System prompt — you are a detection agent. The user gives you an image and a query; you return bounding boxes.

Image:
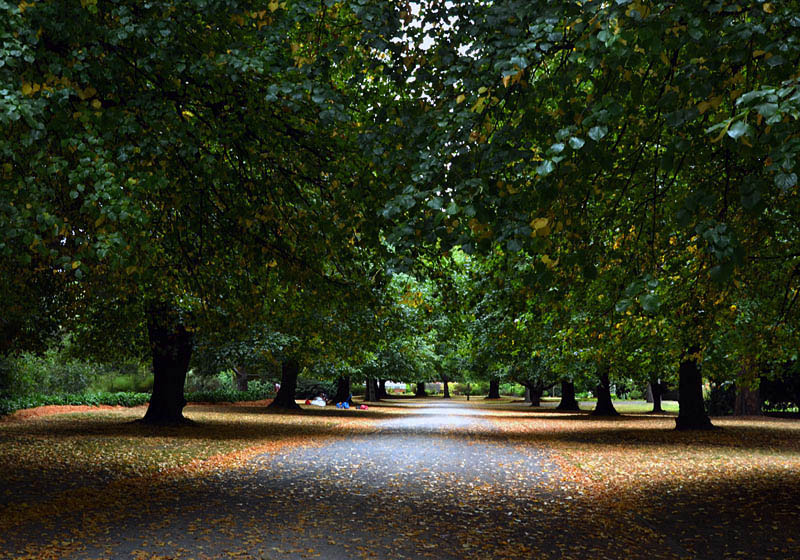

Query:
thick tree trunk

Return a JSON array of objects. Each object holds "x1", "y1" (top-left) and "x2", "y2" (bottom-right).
[
  {"x1": 676, "y1": 347, "x2": 713, "y2": 430},
  {"x1": 364, "y1": 377, "x2": 378, "y2": 402},
  {"x1": 332, "y1": 375, "x2": 352, "y2": 405},
  {"x1": 378, "y1": 379, "x2": 389, "y2": 399},
  {"x1": 442, "y1": 377, "x2": 451, "y2": 399},
  {"x1": 268, "y1": 358, "x2": 301, "y2": 410},
  {"x1": 523, "y1": 384, "x2": 532, "y2": 403},
  {"x1": 556, "y1": 380, "x2": 580, "y2": 411},
  {"x1": 415, "y1": 382, "x2": 427, "y2": 397},
  {"x1": 734, "y1": 359, "x2": 761, "y2": 416},
  {"x1": 591, "y1": 369, "x2": 619, "y2": 416},
  {"x1": 142, "y1": 303, "x2": 193, "y2": 425},
  {"x1": 650, "y1": 380, "x2": 664, "y2": 413},
  {"x1": 530, "y1": 386, "x2": 543, "y2": 407},
  {"x1": 233, "y1": 366, "x2": 248, "y2": 392},
  {"x1": 734, "y1": 385, "x2": 761, "y2": 415},
  {"x1": 485, "y1": 378, "x2": 501, "y2": 399}
]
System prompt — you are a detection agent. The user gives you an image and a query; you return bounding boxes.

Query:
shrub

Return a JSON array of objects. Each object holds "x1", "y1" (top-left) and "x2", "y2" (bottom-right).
[
  {"x1": 500, "y1": 382, "x2": 525, "y2": 397},
  {"x1": 0, "y1": 391, "x2": 151, "y2": 417},
  {"x1": 706, "y1": 381, "x2": 735, "y2": 416},
  {"x1": 295, "y1": 377, "x2": 336, "y2": 399}
]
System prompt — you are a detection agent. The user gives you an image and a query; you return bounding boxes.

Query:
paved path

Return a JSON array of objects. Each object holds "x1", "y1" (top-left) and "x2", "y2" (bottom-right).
[{"x1": 5, "y1": 401, "x2": 598, "y2": 559}]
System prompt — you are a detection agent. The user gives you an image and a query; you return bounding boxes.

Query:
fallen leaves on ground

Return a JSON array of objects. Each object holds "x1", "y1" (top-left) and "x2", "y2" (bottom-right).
[{"x1": 0, "y1": 399, "x2": 798, "y2": 559}]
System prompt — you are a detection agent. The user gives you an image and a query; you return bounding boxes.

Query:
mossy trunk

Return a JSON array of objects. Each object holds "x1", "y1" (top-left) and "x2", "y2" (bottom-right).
[
  {"x1": 556, "y1": 380, "x2": 580, "y2": 411},
  {"x1": 268, "y1": 358, "x2": 301, "y2": 410},
  {"x1": 676, "y1": 347, "x2": 713, "y2": 430},
  {"x1": 142, "y1": 303, "x2": 193, "y2": 425}
]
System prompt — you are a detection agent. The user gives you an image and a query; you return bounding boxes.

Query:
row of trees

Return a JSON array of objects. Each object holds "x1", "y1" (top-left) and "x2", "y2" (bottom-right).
[{"x1": 2, "y1": 1, "x2": 799, "y2": 425}]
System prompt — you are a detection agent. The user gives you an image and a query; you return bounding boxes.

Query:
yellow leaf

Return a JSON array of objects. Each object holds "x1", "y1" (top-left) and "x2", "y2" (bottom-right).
[
  {"x1": 21, "y1": 81, "x2": 33, "y2": 96},
  {"x1": 78, "y1": 86, "x2": 97, "y2": 100},
  {"x1": 91, "y1": 99, "x2": 101, "y2": 109},
  {"x1": 268, "y1": 0, "x2": 279, "y2": 11},
  {"x1": 72, "y1": 261, "x2": 81, "y2": 269},
  {"x1": 763, "y1": 3, "x2": 774, "y2": 13},
  {"x1": 456, "y1": 94, "x2": 466, "y2": 104},
  {"x1": 697, "y1": 101, "x2": 711, "y2": 114},
  {"x1": 530, "y1": 217, "x2": 549, "y2": 230}
]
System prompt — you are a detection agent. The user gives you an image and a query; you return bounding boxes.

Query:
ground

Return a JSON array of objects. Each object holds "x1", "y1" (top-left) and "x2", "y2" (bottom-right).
[{"x1": 1, "y1": 398, "x2": 798, "y2": 559}]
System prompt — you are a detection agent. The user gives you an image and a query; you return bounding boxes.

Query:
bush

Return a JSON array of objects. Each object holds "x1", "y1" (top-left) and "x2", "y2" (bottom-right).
[
  {"x1": 500, "y1": 382, "x2": 525, "y2": 397},
  {"x1": 0, "y1": 350, "x2": 97, "y2": 398},
  {"x1": 706, "y1": 381, "x2": 735, "y2": 416},
  {"x1": 0, "y1": 391, "x2": 151, "y2": 417}
]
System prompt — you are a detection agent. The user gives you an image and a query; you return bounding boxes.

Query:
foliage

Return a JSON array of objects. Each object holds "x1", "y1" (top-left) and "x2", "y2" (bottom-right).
[{"x1": 0, "y1": 391, "x2": 150, "y2": 417}]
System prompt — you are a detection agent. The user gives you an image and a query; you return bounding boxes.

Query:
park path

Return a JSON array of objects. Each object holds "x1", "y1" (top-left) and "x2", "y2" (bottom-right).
[{"x1": 4, "y1": 400, "x2": 645, "y2": 559}]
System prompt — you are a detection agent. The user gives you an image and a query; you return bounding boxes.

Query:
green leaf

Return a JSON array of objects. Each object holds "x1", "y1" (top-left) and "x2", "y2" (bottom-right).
[
  {"x1": 774, "y1": 172, "x2": 797, "y2": 191},
  {"x1": 536, "y1": 160, "x2": 556, "y2": 176},
  {"x1": 588, "y1": 126, "x2": 608, "y2": 141},
  {"x1": 726, "y1": 121, "x2": 751, "y2": 139},
  {"x1": 615, "y1": 299, "x2": 632, "y2": 313},
  {"x1": 427, "y1": 197, "x2": 444, "y2": 210},
  {"x1": 568, "y1": 137, "x2": 585, "y2": 150},
  {"x1": 639, "y1": 293, "x2": 661, "y2": 313}
]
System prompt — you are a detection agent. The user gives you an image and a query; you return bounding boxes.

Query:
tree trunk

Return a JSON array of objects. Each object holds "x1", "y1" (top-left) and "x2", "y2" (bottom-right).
[
  {"x1": 734, "y1": 385, "x2": 761, "y2": 415},
  {"x1": 378, "y1": 379, "x2": 389, "y2": 399},
  {"x1": 645, "y1": 382, "x2": 654, "y2": 403},
  {"x1": 485, "y1": 378, "x2": 501, "y2": 399},
  {"x1": 332, "y1": 375, "x2": 352, "y2": 405},
  {"x1": 268, "y1": 358, "x2": 301, "y2": 410},
  {"x1": 676, "y1": 347, "x2": 713, "y2": 430},
  {"x1": 523, "y1": 385, "x2": 532, "y2": 403},
  {"x1": 734, "y1": 359, "x2": 761, "y2": 416},
  {"x1": 233, "y1": 366, "x2": 249, "y2": 392},
  {"x1": 529, "y1": 386, "x2": 543, "y2": 407},
  {"x1": 415, "y1": 382, "x2": 427, "y2": 397},
  {"x1": 442, "y1": 377, "x2": 451, "y2": 399},
  {"x1": 364, "y1": 377, "x2": 378, "y2": 402},
  {"x1": 142, "y1": 303, "x2": 193, "y2": 425},
  {"x1": 591, "y1": 369, "x2": 618, "y2": 416},
  {"x1": 556, "y1": 380, "x2": 580, "y2": 411},
  {"x1": 650, "y1": 380, "x2": 664, "y2": 413}
]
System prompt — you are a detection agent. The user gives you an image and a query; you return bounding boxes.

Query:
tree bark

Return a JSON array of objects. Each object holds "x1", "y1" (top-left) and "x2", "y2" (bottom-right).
[
  {"x1": 591, "y1": 369, "x2": 619, "y2": 416},
  {"x1": 332, "y1": 375, "x2": 352, "y2": 405},
  {"x1": 529, "y1": 386, "x2": 543, "y2": 407},
  {"x1": 734, "y1": 359, "x2": 761, "y2": 416},
  {"x1": 142, "y1": 303, "x2": 193, "y2": 425},
  {"x1": 485, "y1": 378, "x2": 501, "y2": 399},
  {"x1": 442, "y1": 377, "x2": 451, "y2": 399},
  {"x1": 523, "y1": 385, "x2": 532, "y2": 403},
  {"x1": 556, "y1": 380, "x2": 580, "y2": 411},
  {"x1": 233, "y1": 366, "x2": 249, "y2": 392},
  {"x1": 415, "y1": 382, "x2": 427, "y2": 397},
  {"x1": 676, "y1": 346, "x2": 713, "y2": 430},
  {"x1": 364, "y1": 377, "x2": 378, "y2": 402},
  {"x1": 268, "y1": 358, "x2": 301, "y2": 410},
  {"x1": 378, "y1": 379, "x2": 389, "y2": 399},
  {"x1": 649, "y1": 379, "x2": 664, "y2": 413}
]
